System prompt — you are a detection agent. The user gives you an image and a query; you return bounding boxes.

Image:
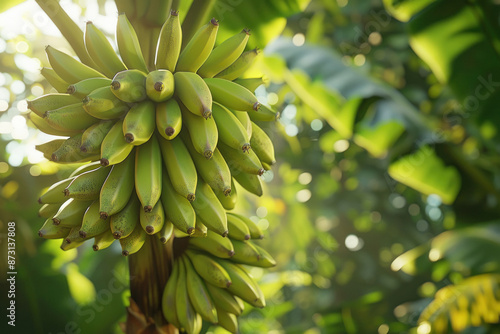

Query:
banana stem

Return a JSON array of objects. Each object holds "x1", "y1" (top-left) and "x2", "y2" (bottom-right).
[
  {"x1": 127, "y1": 235, "x2": 177, "y2": 333},
  {"x1": 35, "y1": 0, "x2": 97, "y2": 68},
  {"x1": 181, "y1": 0, "x2": 217, "y2": 50}
]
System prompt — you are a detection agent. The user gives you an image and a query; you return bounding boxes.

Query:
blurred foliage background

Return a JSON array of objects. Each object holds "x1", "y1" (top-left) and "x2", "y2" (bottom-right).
[{"x1": 2, "y1": 0, "x2": 500, "y2": 333}]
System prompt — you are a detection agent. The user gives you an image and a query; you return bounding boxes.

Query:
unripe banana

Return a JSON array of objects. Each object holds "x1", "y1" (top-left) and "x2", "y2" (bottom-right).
[
  {"x1": 231, "y1": 109, "x2": 252, "y2": 138},
  {"x1": 69, "y1": 161, "x2": 102, "y2": 178},
  {"x1": 215, "y1": 307, "x2": 238, "y2": 334},
  {"x1": 135, "y1": 136, "x2": 162, "y2": 211},
  {"x1": 83, "y1": 86, "x2": 130, "y2": 120},
  {"x1": 64, "y1": 166, "x2": 110, "y2": 200},
  {"x1": 160, "y1": 170, "x2": 196, "y2": 235},
  {"x1": 146, "y1": 70, "x2": 174, "y2": 102},
  {"x1": 230, "y1": 166, "x2": 263, "y2": 197},
  {"x1": 226, "y1": 213, "x2": 251, "y2": 241},
  {"x1": 251, "y1": 121, "x2": 276, "y2": 165},
  {"x1": 44, "y1": 103, "x2": 99, "y2": 132},
  {"x1": 84, "y1": 21, "x2": 127, "y2": 78},
  {"x1": 122, "y1": 100, "x2": 156, "y2": 145},
  {"x1": 193, "y1": 218, "x2": 208, "y2": 237},
  {"x1": 176, "y1": 19, "x2": 219, "y2": 73},
  {"x1": 100, "y1": 152, "x2": 135, "y2": 219},
  {"x1": 228, "y1": 212, "x2": 263, "y2": 239},
  {"x1": 120, "y1": 223, "x2": 147, "y2": 256},
  {"x1": 212, "y1": 102, "x2": 250, "y2": 152},
  {"x1": 52, "y1": 198, "x2": 93, "y2": 227},
  {"x1": 110, "y1": 69, "x2": 147, "y2": 103},
  {"x1": 110, "y1": 194, "x2": 140, "y2": 239},
  {"x1": 38, "y1": 218, "x2": 71, "y2": 239},
  {"x1": 36, "y1": 139, "x2": 65, "y2": 160},
  {"x1": 180, "y1": 104, "x2": 218, "y2": 159},
  {"x1": 51, "y1": 134, "x2": 99, "y2": 163},
  {"x1": 140, "y1": 199, "x2": 165, "y2": 234},
  {"x1": 46, "y1": 45, "x2": 105, "y2": 84},
  {"x1": 158, "y1": 219, "x2": 174, "y2": 244},
  {"x1": 218, "y1": 259, "x2": 265, "y2": 308},
  {"x1": 175, "y1": 259, "x2": 199, "y2": 334},
  {"x1": 116, "y1": 14, "x2": 149, "y2": 73},
  {"x1": 219, "y1": 141, "x2": 264, "y2": 176},
  {"x1": 261, "y1": 161, "x2": 272, "y2": 171},
  {"x1": 185, "y1": 250, "x2": 232, "y2": 288},
  {"x1": 38, "y1": 203, "x2": 60, "y2": 219},
  {"x1": 156, "y1": 99, "x2": 182, "y2": 140},
  {"x1": 204, "y1": 77, "x2": 260, "y2": 112},
  {"x1": 230, "y1": 239, "x2": 261, "y2": 265},
  {"x1": 206, "y1": 284, "x2": 243, "y2": 316},
  {"x1": 156, "y1": 10, "x2": 182, "y2": 72},
  {"x1": 162, "y1": 259, "x2": 181, "y2": 328},
  {"x1": 93, "y1": 230, "x2": 116, "y2": 251},
  {"x1": 233, "y1": 77, "x2": 266, "y2": 92},
  {"x1": 174, "y1": 71, "x2": 212, "y2": 119},
  {"x1": 252, "y1": 243, "x2": 277, "y2": 267},
  {"x1": 41, "y1": 67, "x2": 69, "y2": 93},
  {"x1": 100, "y1": 119, "x2": 134, "y2": 166},
  {"x1": 248, "y1": 103, "x2": 279, "y2": 122},
  {"x1": 80, "y1": 201, "x2": 110, "y2": 238},
  {"x1": 191, "y1": 180, "x2": 228, "y2": 237},
  {"x1": 189, "y1": 230, "x2": 235, "y2": 258},
  {"x1": 80, "y1": 120, "x2": 116, "y2": 154},
  {"x1": 215, "y1": 48, "x2": 260, "y2": 81},
  {"x1": 198, "y1": 29, "x2": 250, "y2": 78},
  {"x1": 67, "y1": 77, "x2": 112, "y2": 98},
  {"x1": 29, "y1": 112, "x2": 80, "y2": 137},
  {"x1": 216, "y1": 178, "x2": 237, "y2": 211},
  {"x1": 61, "y1": 226, "x2": 87, "y2": 251},
  {"x1": 38, "y1": 177, "x2": 74, "y2": 204},
  {"x1": 27, "y1": 93, "x2": 80, "y2": 117},
  {"x1": 183, "y1": 256, "x2": 218, "y2": 323}
]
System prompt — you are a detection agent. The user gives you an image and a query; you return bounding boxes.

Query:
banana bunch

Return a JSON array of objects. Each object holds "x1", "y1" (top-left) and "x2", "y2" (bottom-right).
[{"x1": 32, "y1": 10, "x2": 277, "y2": 333}]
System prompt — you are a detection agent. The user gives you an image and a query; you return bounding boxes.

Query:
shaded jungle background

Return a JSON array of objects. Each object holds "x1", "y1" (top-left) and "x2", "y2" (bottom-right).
[{"x1": 1, "y1": 0, "x2": 500, "y2": 333}]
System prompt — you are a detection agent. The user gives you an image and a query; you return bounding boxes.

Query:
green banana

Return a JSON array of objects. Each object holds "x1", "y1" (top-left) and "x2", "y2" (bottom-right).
[
  {"x1": 27, "y1": 93, "x2": 80, "y2": 117},
  {"x1": 233, "y1": 77, "x2": 266, "y2": 92},
  {"x1": 198, "y1": 29, "x2": 250, "y2": 78},
  {"x1": 185, "y1": 250, "x2": 232, "y2": 288},
  {"x1": 99, "y1": 152, "x2": 135, "y2": 218},
  {"x1": 230, "y1": 240, "x2": 261, "y2": 266},
  {"x1": 80, "y1": 200, "x2": 110, "y2": 238},
  {"x1": 176, "y1": 19, "x2": 219, "y2": 73},
  {"x1": 191, "y1": 180, "x2": 228, "y2": 236},
  {"x1": 69, "y1": 161, "x2": 102, "y2": 178},
  {"x1": 193, "y1": 218, "x2": 208, "y2": 237},
  {"x1": 162, "y1": 258, "x2": 181, "y2": 328},
  {"x1": 119, "y1": 223, "x2": 147, "y2": 256},
  {"x1": 100, "y1": 119, "x2": 134, "y2": 166},
  {"x1": 84, "y1": 21, "x2": 127, "y2": 77},
  {"x1": 135, "y1": 136, "x2": 162, "y2": 211},
  {"x1": 123, "y1": 100, "x2": 156, "y2": 145},
  {"x1": 140, "y1": 198, "x2": 165, "y2": 234},
  {"x1": 174, "y1": 71, "x2": 212, "y2": 118},
  {"x1": 51, "y1": 134, "x2": 99, "y2": 163},
  {"x1": 248, "y1": 103, "x2": 279, "y2": 122},
  {"x1": 228, "y1": 212, "x2": 263, "y2": 239},
  {"x1": 218, "y1": 259, "x2": 265, "y2": 308},
  {"x1": 38, "y1": 219, "x2": 71, "y2": 239},
  {"x1": 41, "y1": 67, "x2": 69, "y2": 93},
  {"x1": 46, "y1": 45, "x2": 106, "y2": 84},
  {"x1": 36, "y1": 139, "x2": 64, "y2": 160},
  {"x1": 216, "y1": 178, "x2": 237, "y2": 211},
  {"x1": 38, "y1": 177, "x2": 74, "y2": 204},
  {"x1": 82, "y1": 86, "x2": 130, "y2": 120},
  {"x1": 230, "y1": 109, "x2": 252, "y2": 138},
  {"x1": 206, "y1": 284, "x2": 243, "y2": 316},
  {"x1": 175, "y1": 259, "x2": 199, "y2": 334},
  {"x1": 64, "y1": 166, "x2": 110, "y2": 200},
  {"x1": 226, "y1": 213, "x2": 251, "y2": 241},
  {"x1": 160, "y1": 170, "x2": 196, "y2": 235},
  {"x1": 215, "y1": 307, "x2": 238, "y2": 334},
  {"x1": 158, "y1": 136, "x2": 197, "y2": 201},
  {"x1": 204, "y1": 78, "x2": 259, "y2": 112},
  {"x1": 80, "y1": 120, "x2": 116, "y2": 154},
  {"x1": 116, "y1": 14, "x2": 149, "y2": 73},
  {"x1": 231, "y1": 167, "x2": 263, "y2": 197},
  {"x1": 146, "y1": 70, "x2": 174, "y2": 102},
  {"x1": 189, "y1": 229, "x2": 235, "y2": 258},
  {"x1": 29, "y1": 112, "x2": 80, "y2": 137},
  {"x1": 158, "y1": 219, "x2": 174, "y2": 243},
  {"x1": 155, "y1": 10, "x2": 182, "y2": 72},
  {"x1": 252, "y1": 243, "x2": 277, "y2": 268},
  {"x1": 215, "y1": 48, "x2": 260, "y2": 81},
  {"x1": 212, "y1": 102, "x2": 250, "y2": 152},
  {"x1": 44, "y1": 103, "x2": 99, "y2": 132},
  {"x1": 183, "y1": 256, "x2": 218, "y2": 323},
  {"x1": 93, "y1": 230, "x2": 116, "y2": 251},
  {"x1": 61, "y1": 225, "x2": 88, "y2": 251},
  {"x1": 219, "y1": 141, "x2": 264, "y2": 176},
  {"x1": 52, "y1": 198, "x2": 93, "y2": 227},
  {"x1": 180, "y1": 104, "x2": 218, "y2": 159},
  {"x1": 145, "y1": 0, "x2": 172, "y2": 27},
  {"x1": 261, "y1": 161, "x2": 272, "y2": 171},
  {"x1": 38, "y1": 203, "x2": 60, "y2": 219},
  {"x1": 251, "y1": 121, "x2": 276, "y2": 165},
  {"x1": 156, "y1": 98, "x2": 182, "y2": 140},
  {"x1": 67, "y1": 77, "x2": 112, "y2": 98},
  {"x1": 110, "y1": 69, "x2": 147, "y2": 103},
  {"x1": 110, "y1": 194, "x2": 140, "y2": 239}
]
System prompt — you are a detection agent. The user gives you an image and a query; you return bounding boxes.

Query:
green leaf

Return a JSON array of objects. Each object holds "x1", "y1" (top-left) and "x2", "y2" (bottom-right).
[
  {"x1": 382, "y1": 0, "x2": 436, "y2": 22},
  {"x1": 0, "y1": 0, "x2": 24, "y2": 13},
  {"x1": 354, "y1": 121, "x2": 406, "y2": 158},
  {"x1": 388, "y1": 146, "x2": 461, "y2": 204}
]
